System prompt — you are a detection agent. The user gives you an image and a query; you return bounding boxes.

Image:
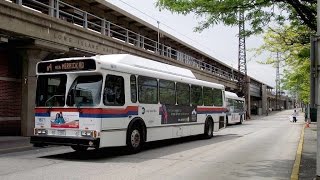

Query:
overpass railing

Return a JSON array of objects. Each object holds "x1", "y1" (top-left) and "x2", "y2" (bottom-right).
[{"x1": 9, "y1": 0, "x2": 237, "y2": 82}]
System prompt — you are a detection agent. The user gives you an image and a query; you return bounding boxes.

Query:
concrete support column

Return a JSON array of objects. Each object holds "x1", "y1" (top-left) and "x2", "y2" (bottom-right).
[
  {"x1": 135, "y1": 34, "x2": 141, "y2": 48},
  {"x1": 49, "y1": 0, "x2": 54, "y2": 17},
  {"x1": 107, "y1": 22, "x2": 111, "y2": 37},
  {"x1": 247, "y1": 77, "x2": 251, "y2": 119},
  {"x1": 21, "y1": 49, "x2": 49, "y2": 136},
  {"x1": 15, "y1": 0, "x2": 22, "y2": 5},
  {"x1": 141, "y1": 36, "x2": 144, "y2": 49},
  {"x1": 262, "y1": 84, "x2": 267, "y2": 115},
  {"x1": 101, "y1": 19, "x2": 106, "y2": 35}
]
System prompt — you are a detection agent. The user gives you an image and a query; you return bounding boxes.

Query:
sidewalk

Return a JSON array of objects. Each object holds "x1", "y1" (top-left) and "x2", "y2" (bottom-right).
[
  {"x1": 0, "y1": 136, "x2": 33, "y2": 154},
  {"x1": 299, "y1": 122, "x2": 317, "y2": 180}
]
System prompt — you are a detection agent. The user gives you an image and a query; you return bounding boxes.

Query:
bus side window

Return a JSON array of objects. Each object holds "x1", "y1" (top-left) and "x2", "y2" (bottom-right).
[
  {"x1": 203, "y1": 87, "x2": 213, "y2": 106},
  {"x1": 138, "y1": 76, "x2": 158, "y2": 104},
  {"x1": 191, "y1": 85, "x2": 203, "y2": 106},
  {"x1": 104, "y1": 75, "x2": 125, "y2": 106},
  {"x1": 213, "y1": 88, "x2": 223, "y2": 107},
  {"x1": 176, "y1": 82, "x2": 190, "y2": 106},
  {"x1": 159, "y1": 79, "x2": 175, "y2": 105},
  {"x1": 130, "y1": 75, "x2": 137, "y2": 103}
]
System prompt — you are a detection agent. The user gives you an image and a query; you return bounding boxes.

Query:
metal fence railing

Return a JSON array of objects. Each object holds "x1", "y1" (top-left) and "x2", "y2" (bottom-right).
[{"x1": 10, "y1": 0, "x2": 236, "y2": 82}]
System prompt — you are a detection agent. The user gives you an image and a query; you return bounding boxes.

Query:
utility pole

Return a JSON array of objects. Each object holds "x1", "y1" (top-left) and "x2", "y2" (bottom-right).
[
  {"x1": 237, "y1": 9, "x2": 250, "y2": 119},
  {"x1": 316, "y1": 0, "x2": 320, "y2": 177},
  {"x1": 275, "y1": 52, "x2": 281, "y2": 110}
]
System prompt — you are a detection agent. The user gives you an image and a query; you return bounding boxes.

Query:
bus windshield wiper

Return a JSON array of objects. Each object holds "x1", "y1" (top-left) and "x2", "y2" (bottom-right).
[{"x1": 45, "y1": 95, "x2": 64, "y2": 106}]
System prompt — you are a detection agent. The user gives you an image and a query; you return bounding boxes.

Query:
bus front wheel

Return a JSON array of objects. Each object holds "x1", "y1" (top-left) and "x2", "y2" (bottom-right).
[
  {"x1": 203, "y1": 120, "x2": 213, "y2": 139},
  {"x1": 239, "y1": 116, "x2": 243, "y2": 124},
  {"x1": 127, "y1": 124, "x2": 143, "y2": 153}
]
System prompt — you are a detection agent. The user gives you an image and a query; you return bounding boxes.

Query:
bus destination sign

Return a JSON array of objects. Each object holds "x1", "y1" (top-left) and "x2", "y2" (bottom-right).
[{"x1": 37, "y1": 59, "x2": 96, "y2": 73}]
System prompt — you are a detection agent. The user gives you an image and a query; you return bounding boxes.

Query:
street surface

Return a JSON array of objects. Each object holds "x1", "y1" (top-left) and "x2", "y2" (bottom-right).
[{"x1": 0, "y1": 110, "x2": 304, "y2": 180}]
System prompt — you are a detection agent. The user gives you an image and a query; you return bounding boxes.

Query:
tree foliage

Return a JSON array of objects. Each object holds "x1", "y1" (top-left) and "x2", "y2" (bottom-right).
[
  {"x1": 254, "y1": 25, "x2": 311, "y2": 103},
  {"x1": 157, "y1": 0, "x2": 315, "y2": 102},
  {"x1": 156, "y1": 0, "x2": 316, "y2": 36}
]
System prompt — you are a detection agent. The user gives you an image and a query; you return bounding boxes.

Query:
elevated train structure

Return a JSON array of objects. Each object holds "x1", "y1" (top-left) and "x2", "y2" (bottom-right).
[{"x1": 0, "y1": 0, "x2": 293, "y2": 136}]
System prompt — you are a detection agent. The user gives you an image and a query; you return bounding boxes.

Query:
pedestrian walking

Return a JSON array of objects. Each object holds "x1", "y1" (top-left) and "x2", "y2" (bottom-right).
[{"x1": 292, "y1": 110, "x2": 298, "y2": 123}]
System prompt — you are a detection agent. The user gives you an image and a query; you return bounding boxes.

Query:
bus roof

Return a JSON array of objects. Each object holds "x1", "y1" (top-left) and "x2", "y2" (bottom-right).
[
  {"x1": 97, "y1": 54, "x2": 196, "y2": 79},
  {"x1": 37, "y1": 54, "x2": 225, "y2": 90},
  {"x1": 96, "y1": 54, "x2": 224, "y2": 89},
  {"x1": 225, "y1": 91, "x2": 245, "y2": 101}
]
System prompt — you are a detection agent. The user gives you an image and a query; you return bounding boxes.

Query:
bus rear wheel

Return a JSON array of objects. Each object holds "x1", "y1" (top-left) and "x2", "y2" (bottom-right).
[
  {"x1": 127, "y1": 124, "x2": 144, "y2": 153},
  {"x1": 203, "y1": 120, "x2": 213, "y2": 139},
  {"x1": 71, "y1": 145, "x2": 88, "y2": 151}
]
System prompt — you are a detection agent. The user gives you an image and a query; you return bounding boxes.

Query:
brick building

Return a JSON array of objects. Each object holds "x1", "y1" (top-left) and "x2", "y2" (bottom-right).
[{"x1": 0, "y1": 48, "x2": 22, "y2": 135}]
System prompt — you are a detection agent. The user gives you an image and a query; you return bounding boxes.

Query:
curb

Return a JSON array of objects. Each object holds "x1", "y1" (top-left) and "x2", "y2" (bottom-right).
[{"x1": 291, "y1": 125, "x2": 305, "y2": 180}]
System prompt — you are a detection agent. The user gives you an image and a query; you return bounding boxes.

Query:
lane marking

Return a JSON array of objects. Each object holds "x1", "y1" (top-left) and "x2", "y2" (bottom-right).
[{"x1": 291, "y1": 125, "x2": 305, "y2": 180}]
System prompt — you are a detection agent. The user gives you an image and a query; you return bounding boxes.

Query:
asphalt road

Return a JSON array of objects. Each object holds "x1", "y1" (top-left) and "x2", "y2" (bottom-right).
[{"x1": 0, "y1": 110, "x2": 304, "y2": 180}]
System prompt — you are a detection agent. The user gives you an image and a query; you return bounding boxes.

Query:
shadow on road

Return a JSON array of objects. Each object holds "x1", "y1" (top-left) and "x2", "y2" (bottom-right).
[{"x1": 40, "y1": 133, "x2": 241, "y2": 162}]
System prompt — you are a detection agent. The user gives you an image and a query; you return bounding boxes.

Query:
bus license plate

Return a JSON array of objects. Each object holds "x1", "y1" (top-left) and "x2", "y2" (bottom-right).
[{"x1": 57, "y1": 130, "x2": 66, "y2": 136}]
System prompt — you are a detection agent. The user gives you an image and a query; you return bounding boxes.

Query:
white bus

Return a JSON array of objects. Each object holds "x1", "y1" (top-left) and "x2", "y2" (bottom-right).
[
  {"x1": 225, "y1": 91, "x2": 246, "y2": 125},
  {"x1": 30, "y1": 54, "x2": 227, "y2": 153}
]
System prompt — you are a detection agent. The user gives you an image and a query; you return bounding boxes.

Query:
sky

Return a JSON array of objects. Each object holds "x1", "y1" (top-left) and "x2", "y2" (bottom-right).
[{"x1": 108, "y1": 0, "x2": 277, "y2": 87}]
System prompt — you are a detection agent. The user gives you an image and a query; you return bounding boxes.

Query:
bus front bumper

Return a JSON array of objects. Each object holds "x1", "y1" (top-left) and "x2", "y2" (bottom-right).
[{"x1": 30, "y1": 135, "x2": 100, "y2": 148}]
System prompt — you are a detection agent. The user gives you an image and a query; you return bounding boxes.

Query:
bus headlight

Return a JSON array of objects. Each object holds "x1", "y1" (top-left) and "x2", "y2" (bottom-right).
[
  {"x1": 81, "y1": 130, "x2": 92, "y2": 137},
  {"x1": 34, "y1": 128, "x2": 47, "y2": 135},
  {"x1": 81, "y1": 130, "x2": 97, "y2": 138}
]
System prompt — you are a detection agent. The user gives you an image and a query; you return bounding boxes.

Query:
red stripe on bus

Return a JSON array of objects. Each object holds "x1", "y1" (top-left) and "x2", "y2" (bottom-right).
[{"x1": 35, "y1": 106, "x2": 139, "y2": 114}]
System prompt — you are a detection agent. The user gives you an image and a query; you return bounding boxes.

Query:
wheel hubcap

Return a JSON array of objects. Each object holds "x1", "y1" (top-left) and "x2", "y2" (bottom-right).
[{"x1": 131, "y1": 129, "x2": 140, "y2": 148}]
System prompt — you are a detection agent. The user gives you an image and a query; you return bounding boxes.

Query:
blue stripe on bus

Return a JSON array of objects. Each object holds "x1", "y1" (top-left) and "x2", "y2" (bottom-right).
[
  {"x1": 198, "y1": 111, "x2": 226, "y2": 114},
  {"x1": 35, "y1": 113, "x2": 50, "y2": 117}
]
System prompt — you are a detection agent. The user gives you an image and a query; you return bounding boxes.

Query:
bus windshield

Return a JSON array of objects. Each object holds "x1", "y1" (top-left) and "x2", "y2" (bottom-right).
[
  {"x1": 36, "y1": 75, "x2": 67, "y2": 107},
  {"x1": 67, "y1": 75, "x2": 102, "y2": 107}
]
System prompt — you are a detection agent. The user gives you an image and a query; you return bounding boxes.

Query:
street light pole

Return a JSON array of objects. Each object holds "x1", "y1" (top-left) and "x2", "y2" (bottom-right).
[
  {"x1": 157, "y1": 21, "x2": 160, "y2": 53},
  {"x1": 231, "y1": 63, "x2": 234, "y2": 80}
]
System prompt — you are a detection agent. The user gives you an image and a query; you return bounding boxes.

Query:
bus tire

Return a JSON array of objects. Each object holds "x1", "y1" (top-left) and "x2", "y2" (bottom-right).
[
  {"x1": 203, "y1": 119, "x2": 213, "y2": 139},
  {"x1": 33, "y1": 143, "x2": 45, "y2": 148},
  {"x1": 127, "y1": 123, "x2": 144, "y2": 153},
  {"x1": 226, "y1": 117, "x2": 229, "y2": 126},
  {"x1": 71, "y1": 145, "x2": 88, "y2": 151}
]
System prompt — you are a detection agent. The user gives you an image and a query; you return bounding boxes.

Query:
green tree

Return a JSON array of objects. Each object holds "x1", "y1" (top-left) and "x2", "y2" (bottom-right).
[
  {"x1": 157, "y1": 0, "x2": 314, "y2": 103},
  {"x1": 156, "y1": 0, "x2": 316, "y2": 36},
  {"x1": 254, "y1": 25, "x2": 311, "y2": 103}
]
